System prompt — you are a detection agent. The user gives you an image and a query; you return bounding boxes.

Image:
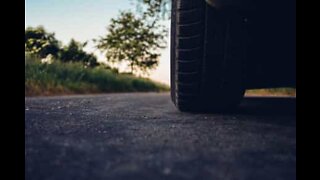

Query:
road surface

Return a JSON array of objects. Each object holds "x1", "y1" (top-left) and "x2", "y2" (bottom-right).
[{"x1": 25, "y1": 93, "x2": 296, "y2": 180}]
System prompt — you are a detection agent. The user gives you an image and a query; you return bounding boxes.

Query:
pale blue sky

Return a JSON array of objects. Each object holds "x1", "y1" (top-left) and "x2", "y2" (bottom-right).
[{"x1": 25, "y1": 0, "x2": 171, "y2": 85}]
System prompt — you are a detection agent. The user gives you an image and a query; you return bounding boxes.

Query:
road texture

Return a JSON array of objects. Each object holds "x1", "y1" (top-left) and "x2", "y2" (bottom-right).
[{"x1": 25, "y1": 93, "x2": 296, "y2": 180}]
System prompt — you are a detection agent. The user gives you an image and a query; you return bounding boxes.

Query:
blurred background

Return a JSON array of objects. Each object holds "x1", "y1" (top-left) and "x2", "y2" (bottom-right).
[
  {"x1": 25, "y1": 0, "x2": 295, "y2": 97},
  {"x1": 25, "y1": 0, "x2": 172, "y2": 96}
]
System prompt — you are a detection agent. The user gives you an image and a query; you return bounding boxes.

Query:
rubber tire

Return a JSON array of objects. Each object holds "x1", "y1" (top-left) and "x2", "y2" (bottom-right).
[{"x1": 171, "y1": 0, "x2": 246, "y2": 112}]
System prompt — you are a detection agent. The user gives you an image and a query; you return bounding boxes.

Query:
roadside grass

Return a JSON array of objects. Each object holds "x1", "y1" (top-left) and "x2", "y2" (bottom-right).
[
  {"x1": 245, "y1": 88, "x2": 296, "y2": 96},
  {"x1": 25, "y1": 57, "x2": 295, "y2": 97},
  {"x1": 25, "y1": 59, "x2": 169, "y2": 96}
]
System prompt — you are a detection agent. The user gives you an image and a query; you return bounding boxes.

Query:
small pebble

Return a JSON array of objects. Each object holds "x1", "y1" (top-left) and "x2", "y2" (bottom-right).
[{"x1": 163, "y1": 167, "x2": 171, "y2": 175}]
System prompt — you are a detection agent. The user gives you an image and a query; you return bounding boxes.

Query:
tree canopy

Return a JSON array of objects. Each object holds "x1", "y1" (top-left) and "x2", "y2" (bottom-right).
[
  {"x1": 25, "y1": 1, "x2": 172, "y2": 72},
  {"x1": 25, "y1": 26, "x2": 61, "y2": 58},
  {"x1": 25, "y1": 27, "x2": 99, "y2": 68},
  {"x1": 96, "y1": 11, "x2": 167, "y2": 75},
  {"x1": 136, "y1": 0, "x2": 171, "y2": 20},
  {"x1": 60, "y1": 39, "x2": 99, "y2": 68}
]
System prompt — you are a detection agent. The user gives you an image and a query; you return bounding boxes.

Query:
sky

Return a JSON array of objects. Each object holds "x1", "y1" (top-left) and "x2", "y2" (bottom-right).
[{"x1": 25, "y1": 0, "x2": 171, "y2": 85}]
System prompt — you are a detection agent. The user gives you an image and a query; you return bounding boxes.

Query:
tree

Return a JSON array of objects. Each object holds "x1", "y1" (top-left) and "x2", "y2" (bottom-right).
[
  {"x1": 25, "y1": 26, "x2": 61, "y2": 58},
  {"x1": 135, "y1": 0, "x2": 171, "y2": 20},
  {"x1": 96, "y1": 11, "x2": 167, "y2": 75},
  {"x1": 60, "y1": 39, "x2": 99, "y2": 68}
]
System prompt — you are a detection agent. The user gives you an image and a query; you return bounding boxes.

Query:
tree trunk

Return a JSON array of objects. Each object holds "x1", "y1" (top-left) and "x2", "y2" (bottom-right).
[{"x1": 130, "y1": 62, "x2": 134, "y2": 74}]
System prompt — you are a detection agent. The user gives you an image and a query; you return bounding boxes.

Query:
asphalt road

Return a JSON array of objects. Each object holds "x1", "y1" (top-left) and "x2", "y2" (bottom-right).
[{"x1": 25, "y1": 93, "x2": 296, "y2": 180}]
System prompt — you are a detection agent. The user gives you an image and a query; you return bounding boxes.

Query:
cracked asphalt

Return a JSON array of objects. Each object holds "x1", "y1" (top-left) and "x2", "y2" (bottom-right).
[{"x1": 25, "y1": 93, "x2": 296, "y2": 180}]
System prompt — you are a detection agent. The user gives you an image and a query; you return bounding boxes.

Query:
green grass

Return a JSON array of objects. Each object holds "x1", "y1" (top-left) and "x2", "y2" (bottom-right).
[{"x1": 25, "y1": 58, "x2": 169, "y2": 96}]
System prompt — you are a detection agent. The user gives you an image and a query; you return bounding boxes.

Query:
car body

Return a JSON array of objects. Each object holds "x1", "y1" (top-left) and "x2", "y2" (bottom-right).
[{"x1": 206, "y1": 0, "x2": 296, "y2": 89}]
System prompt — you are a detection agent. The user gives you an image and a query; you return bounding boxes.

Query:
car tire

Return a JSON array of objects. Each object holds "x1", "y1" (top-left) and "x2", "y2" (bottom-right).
[{"x1": 171, "y1": 0, "x2": 247, "y2": 112}]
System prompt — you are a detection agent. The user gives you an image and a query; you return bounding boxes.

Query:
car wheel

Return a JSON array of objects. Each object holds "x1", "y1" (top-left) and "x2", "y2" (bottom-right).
[{"x1": 171, "y1": 0, "x2": 247, "y2": 112}]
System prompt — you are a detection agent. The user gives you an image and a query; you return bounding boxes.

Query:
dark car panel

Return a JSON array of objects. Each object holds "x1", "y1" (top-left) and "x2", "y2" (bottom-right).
[{"x1": 206, "y1": 0, "x2": 296, "y2": 88}]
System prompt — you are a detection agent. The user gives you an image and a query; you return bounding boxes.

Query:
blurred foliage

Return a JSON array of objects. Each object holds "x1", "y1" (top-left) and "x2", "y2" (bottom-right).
[
  {"x1": 26, "y1": 0, "x2": 173, "y2": 83},
  {"x1": 96, "y1": 11, "x2": 167, "y2": 75},
  {"x1": 25, "y1": 57, "x2": 169, "y2": 96},
  {"x1": 59, "y1": 39, "x2": 99, "y2": 68},
  {"x1": 135, "y1": 0, "x2": 171, "y2": 20},
  {"x1": 25, "y1": 26, "x2": 99, "y2": 68},
  {"x1": 246, "y1": 88, "x2": 296, "y2": 96},
  {"x1": 25, "y1": 26, "x2": 61, "y2": 58}
]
